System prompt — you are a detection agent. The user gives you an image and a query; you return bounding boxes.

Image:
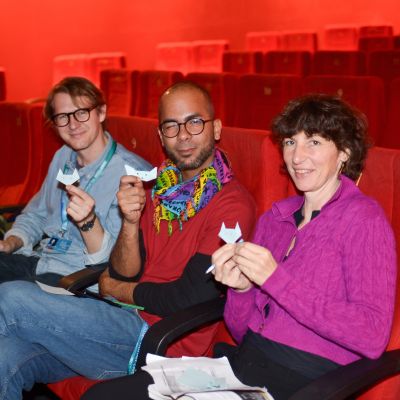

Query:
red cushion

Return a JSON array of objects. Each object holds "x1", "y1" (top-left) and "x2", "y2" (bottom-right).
[{"x1": 48, "y1": 377, "x2": 98, "y2": 400}]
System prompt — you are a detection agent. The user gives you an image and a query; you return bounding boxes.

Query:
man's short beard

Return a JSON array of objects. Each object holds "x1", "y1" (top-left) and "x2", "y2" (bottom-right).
[{"x1": 165, "y1": 141, "x2": 215, "y2": 172}]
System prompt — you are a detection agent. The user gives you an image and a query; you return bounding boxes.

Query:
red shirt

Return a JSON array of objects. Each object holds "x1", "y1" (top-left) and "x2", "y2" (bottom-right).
[{"x1": 137, "y1": 178, "x2": 256, "y2": 357}]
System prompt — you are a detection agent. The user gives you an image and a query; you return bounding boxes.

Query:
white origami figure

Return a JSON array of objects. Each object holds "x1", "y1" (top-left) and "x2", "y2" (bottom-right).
[
  {"x1": 206, "y1": 222, "x2": 243, "y2": 274},
  {"x1": 56, "y1": 169, "x2": 80, "y2": 185},
  {"x1": 218, "y1": 222, "x2": 243, "y2": 244},
  {"x1": 124, "y1": 165, "x2": 158, "y2": 181}
]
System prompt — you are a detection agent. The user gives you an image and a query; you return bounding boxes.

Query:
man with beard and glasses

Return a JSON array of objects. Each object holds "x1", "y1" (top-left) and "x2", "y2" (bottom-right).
[{"x1": 0, "y1": 81, "x2": 256, "y2": 399}]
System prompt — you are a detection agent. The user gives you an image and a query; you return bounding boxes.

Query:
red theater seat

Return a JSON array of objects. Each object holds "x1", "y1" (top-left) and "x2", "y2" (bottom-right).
[
  {"x1": 222, "y1": 51, "x2": 263, "y2": 74},
  {"x1": 191, "y1": 40, "x2": 229, "y2": 73},
  {"x1": 323, "y1": 25, "x2": 359, "y2": 50},
  {"x1": 280, "y1": 31, "x2": 317, "y2": 52},
  {"x1": 24, "y1": 104, "x2": 63, "y2": 203},
  {"x1": 367, "y1": 50, "x2": 400, "y2": 93},
  {"x1": 107, "y1": 115, "x2": 164, "y2": 167},
  {"x1": 219, "y1": 127, "x2": 289, "y2": 215},
  {"x1": 86, "y1": 52, "x2": 126, "y2": 87},
  {"x1": 136, "y1": 70, "x2": 184, "y2": 119},
  {"x1": 359, "y1": 25, "x2": 394, "y2": 38},
  {"x1": 263, "y1": 51, "x2": 311, "y2": 76},
  {"x1": 312, "y1": 50, "x2": 366, "y2": 75},
  {"x1": 0, "y1": 102, "x2": 32, "y2": 206},
  {"x1": 302, "y1": 75, "x2": 385, "y2": 146},
  {"x1": 359, "y1": 36, "x2": 394, "y2": 53},
  {"x1": 47, "y1": 376, "x2": 97, "y2": 400},
  {"x1": 155, "y1": 42, "x2": 194, "y2": 75},
  {"x1": 53, "y1": 53, "x2": 89, "y2": 84},
  {"x1": 185, "y1": 72, "x2": 238, "y2": 126},
  {"x1": 384, "y1": 78, "x2": 400, "y2": 149},
  {"x1": 354, "y1": 147, "x2": 400, "y2": 399},
  {"x1": 395, "y1": 35, "x2": 400, "y2": 50},
  {"x1": 234, "y1": 74, "x2": 302, "y2": 130},
  {"x1": 53, "y1": 52, "x2": 126, "y2": 86},
  {"x1": 245, "y1": 31, "x2": 282, "y2": 52},
  {"x1": 100, "y1": 69, "x2": 139, "y2": 116},
  {"x1": 0, "y1": 102, "x2": 63, "y2": 207},
  {"x1": 0, "y1": 67, "x2": 6, "y2": 100}
]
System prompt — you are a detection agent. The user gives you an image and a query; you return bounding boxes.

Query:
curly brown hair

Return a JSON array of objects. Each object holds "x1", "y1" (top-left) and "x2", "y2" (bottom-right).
[{"x1": 271, "y1": 94, "x2": 370, "y2": 180}]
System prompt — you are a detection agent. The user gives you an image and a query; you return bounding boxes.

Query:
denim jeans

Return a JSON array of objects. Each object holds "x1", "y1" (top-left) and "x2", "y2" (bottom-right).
[{"x1": 0, "y1": 281, "x2": 147, "y2": 400}]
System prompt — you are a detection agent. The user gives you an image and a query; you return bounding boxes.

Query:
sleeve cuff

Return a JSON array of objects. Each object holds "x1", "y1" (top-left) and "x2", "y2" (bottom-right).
[
  {"x1": 84, "y1": 230, "x2": 113, "y2": 264},
  {"x1": 4, "y1": 229, "x2": 30, "y2": 248}
]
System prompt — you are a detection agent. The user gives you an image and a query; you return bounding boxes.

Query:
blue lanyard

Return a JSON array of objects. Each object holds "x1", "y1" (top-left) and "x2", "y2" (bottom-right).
[{"x1": 59, "y1": 140, "x2": 117, "y2": 234}]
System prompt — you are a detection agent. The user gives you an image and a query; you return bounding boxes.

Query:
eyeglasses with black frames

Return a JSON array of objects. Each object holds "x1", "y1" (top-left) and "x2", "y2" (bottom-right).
[
  {"x1": 159, "y1": 117, "x2": 213, "y2": 138},
  {"x1": 52, "y1": 105, "x2": 97, "y2": 127}
]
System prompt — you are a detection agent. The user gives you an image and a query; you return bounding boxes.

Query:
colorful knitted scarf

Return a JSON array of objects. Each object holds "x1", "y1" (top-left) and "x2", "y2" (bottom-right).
[{"x1": 152, "y1": 148, "x2": 233, "y2": 234}]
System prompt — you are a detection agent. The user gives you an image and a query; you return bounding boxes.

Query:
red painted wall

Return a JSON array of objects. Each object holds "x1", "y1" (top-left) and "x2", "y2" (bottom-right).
[{"x1": 1, "y1": 0, "x2": 399, "y2": 101}]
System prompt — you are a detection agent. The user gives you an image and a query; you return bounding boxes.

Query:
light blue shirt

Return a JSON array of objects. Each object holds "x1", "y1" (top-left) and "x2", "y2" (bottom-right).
[{"x1": 5, "y1": 131, "x2": 152, "y2": 277}]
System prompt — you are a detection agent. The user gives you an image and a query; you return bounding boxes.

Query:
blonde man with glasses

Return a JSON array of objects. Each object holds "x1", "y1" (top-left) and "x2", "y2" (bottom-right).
[{"x1": 0, "y1": 76, "x2": 151, "y2": 285}]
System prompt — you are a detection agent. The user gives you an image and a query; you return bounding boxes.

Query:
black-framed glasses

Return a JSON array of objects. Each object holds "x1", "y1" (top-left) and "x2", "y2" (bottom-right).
[
  {"x1": 159, "y1": 118, "x2": 213, "y2": 138},
  {"x1": 52, "y1": 105, "x2": 97, "y2": 127}
]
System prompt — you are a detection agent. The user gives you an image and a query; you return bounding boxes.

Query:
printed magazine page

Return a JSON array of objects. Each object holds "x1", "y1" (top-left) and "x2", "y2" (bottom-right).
[{"x1": 142, "y1": 354, "x2": 274, "y2": 400}]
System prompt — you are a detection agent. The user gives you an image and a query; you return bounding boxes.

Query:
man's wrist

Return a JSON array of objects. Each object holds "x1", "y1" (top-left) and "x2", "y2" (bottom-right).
[
  {"x1": 3, "y1": 235, "x2": 23, "y2": 253},
  {"x1": 78, "y1": 213, "x2": 97, "y2": 231}
]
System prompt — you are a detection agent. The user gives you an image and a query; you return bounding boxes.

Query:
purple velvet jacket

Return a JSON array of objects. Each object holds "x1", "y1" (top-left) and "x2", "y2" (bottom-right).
[{"x1": 225, "y1": 175, "x2": 397, "y2": 365}]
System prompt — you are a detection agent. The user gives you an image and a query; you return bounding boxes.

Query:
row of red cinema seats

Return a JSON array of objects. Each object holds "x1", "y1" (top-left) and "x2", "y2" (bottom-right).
[
  {"x1": 223, "y1": 49, "x2": 400, "y2": 81},
  {"x1": 245, "y1": 32, "x2": 400, "y2": 53},
  {"x1": 53, "y1": 51, "x2": 126, "y2": 87},
  {"x1": 245, "y1": 25, "x2": 400, "y2": 52},
  {"x1": 100, "y1": 69, "x2": 400, "y2": 149},
  {"x1": 13, "y1": 115, "x2": 394, "y2": 400},
  {"x1": 156, "y1": 27, "x2": 400, "y2": 74}
]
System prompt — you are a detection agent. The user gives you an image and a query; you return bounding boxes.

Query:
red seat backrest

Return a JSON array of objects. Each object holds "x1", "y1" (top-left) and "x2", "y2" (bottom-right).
[
  {"x1": 384, "y1": 77, "x2": 400, "y2": 149},
  {"x1": 53, "y1": 54, "x2": 90, "y2": 85},
  {"x1": 53, "y1": 53, "x2": 125, "y2": 87},
  {"x1": 323, "y1": 25, "x2": 359, "y2": 50},
  {"x1": 0, "y1": 102, "x2": 33, "y2": 205},
  {"x1": 191, "y1": 40, "x2": 229, "y2": 73},
  {"x1": 367, "y1": 50, "x2": 400, "y2": 94},
  {"x1": 312, "y1": 51, "x2": 366, "y2": 76},
  {"x1": 0, "y1": 68, "x2": 6, "y2": 101},
  {"x1": 263, "y1": 51, "x2": 311, "y2": 76},
  {"x1": 185, "y1": 72, "x2": 239, "y2": 127},
  {"x1": 359, "y1": 25, "x2": 394, "y2": 38},
  {"x1": 245, "y1": 31, "x2": 282, "y2": 52},
  {"x1": 302, "y1": 75, "x2": 385, "y2": 147},
  {"x1": 100, "y1": 69, "x2": 139, "y2": 116},
  {"x1": 219, "y1": 126, "x2": 289, "y2": 215},
  {"x1": 86, "y1": 52, "x2": 126, "y2": 87},
  {"x1": 222, "y1": 51, "x2": 264, "y2": 74},
  {"x1": 359, "y1": 37, "x2": 394, "y2": 53},
  {"x1": 356, "y1": 147, "x2": 400, "y2": 399},
  {"x1": 155, "y1": 42, "x2": 194, "y2": 75},
  {"x1": 136, "y1": 70, "x2": 184, "y2": 119},
  {"x1": 107, "y1": 115, "x2": 164, "y2": 167},
  {"x1": 234, "y1": 74, "x2": 302, "y2": 130},
  {"x1": 25, "y1": 104, "x2": 63, "y2": 203},
  {"x1": 280, "y1": 32, "x2": 317, "y2": 52}
]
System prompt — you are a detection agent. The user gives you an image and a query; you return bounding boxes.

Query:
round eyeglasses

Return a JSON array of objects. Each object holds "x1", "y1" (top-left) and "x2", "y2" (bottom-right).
[
  {"x1": 52, "y1": 105, "x2": 97, "y2": 127},
  {"x1": 159, "y1": 118, "x2": 213, "y2": 138}
]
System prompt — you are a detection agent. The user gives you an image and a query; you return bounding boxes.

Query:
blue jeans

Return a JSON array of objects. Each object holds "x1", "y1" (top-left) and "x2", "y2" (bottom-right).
[{"x1": 0, "y1": 281, "x2": 147, "y2": 400}]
